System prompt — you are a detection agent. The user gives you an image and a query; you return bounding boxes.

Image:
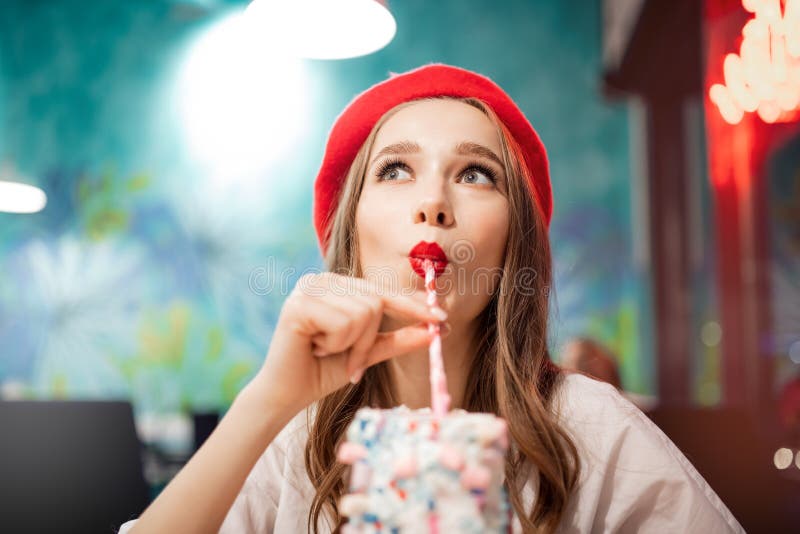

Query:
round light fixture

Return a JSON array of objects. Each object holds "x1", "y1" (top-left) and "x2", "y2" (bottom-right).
[
  {"x1": 245, "y1": 0, "x2": 396, "y2": 60},
  {"x1": 0, "y1": 165, "x2": 47, "y2": 214}
]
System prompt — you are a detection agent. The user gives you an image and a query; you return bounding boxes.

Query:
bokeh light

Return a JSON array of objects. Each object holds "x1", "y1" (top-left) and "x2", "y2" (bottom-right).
[
  {"x1": 709, "y1": 0, "x2": 800, "y2": 124},
  {"x1": 774, "y1": 447, "x2": 793, "y2": 469},
  {"x1": 701, "y1": 321, "x2": 723, "y2": 347},
  {"x1": 174, "y1": 10, "x2": 309, "y2": 179},
  {"x1": 789, "y1": 340, "x2": 800, "y2": 364}
]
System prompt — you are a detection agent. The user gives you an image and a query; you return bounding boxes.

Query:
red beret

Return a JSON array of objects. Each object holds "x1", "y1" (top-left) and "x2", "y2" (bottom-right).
[{"x1": 312, "y1": 63, "x2": 552, "y2": 256}]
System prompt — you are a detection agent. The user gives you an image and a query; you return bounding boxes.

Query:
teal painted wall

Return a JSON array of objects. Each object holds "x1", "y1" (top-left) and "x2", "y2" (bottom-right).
[{"x1": 0, "y1": 0, "x2": 654, "y2": 414}]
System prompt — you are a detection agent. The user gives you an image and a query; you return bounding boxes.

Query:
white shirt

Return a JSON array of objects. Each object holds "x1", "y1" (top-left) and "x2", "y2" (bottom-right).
[{"x1": 119, "y1": 373, "x2": 745, "y2": 533}]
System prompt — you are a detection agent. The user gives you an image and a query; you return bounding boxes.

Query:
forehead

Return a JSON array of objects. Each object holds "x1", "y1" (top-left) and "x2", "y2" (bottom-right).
[{"x1": 371, "y1": 99, "x2": 502, "y2": 154}]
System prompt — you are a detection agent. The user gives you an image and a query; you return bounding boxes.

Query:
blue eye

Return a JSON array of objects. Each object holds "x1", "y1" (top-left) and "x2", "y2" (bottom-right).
[
  {"x1": 375, "y1": 159, "x2": 412, "y2": 181},
  {"x1": 374, "y1": 158, "x2": 499, "y2": 185},
  {"x1": 460, "y1": 164, "x2": 497, "y2": 185}
]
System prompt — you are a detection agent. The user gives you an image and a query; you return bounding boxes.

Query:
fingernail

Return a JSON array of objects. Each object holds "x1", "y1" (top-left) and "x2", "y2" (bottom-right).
[
  {"x1": 431, "y1": 307, "x2": 448, "y2": 321},
  {"x1": 349, "y1": 367, "x2": 365, "y2": 384},
  {"x1": 313, "y1": 346, "x2": 328, "y2": 357}
]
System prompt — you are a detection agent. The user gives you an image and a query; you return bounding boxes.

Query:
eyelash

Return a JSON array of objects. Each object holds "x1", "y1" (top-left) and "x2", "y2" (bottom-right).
[{"x1": 375, "y1": 158, "x2": 498, "y2": 184}]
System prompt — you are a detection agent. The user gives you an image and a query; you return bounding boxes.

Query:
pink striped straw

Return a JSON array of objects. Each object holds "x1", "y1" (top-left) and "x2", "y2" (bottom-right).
[{"x1": 423, "y1": 259, "x2": 450, "y2": 417}]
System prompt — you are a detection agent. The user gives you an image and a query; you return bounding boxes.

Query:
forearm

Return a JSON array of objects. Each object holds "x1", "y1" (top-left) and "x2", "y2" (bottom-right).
[{"x1": 130, "y1": 379, "x2": 301, "y2": 533}]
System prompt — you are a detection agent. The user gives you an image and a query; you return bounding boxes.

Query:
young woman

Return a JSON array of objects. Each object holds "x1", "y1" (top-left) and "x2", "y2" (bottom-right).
[{"x1": 122, "y1": 64, "x2": 744, "y2": 533}]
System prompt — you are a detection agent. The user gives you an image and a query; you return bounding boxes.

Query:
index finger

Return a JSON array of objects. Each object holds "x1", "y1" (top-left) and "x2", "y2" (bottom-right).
[
  {"x1": 320, "y1": 272, "x2": 447, "y2": 322},
  {"x1": 378, "y1": 292, "x2": 445, "y2": 323},
  {"x1": 324, "y1": 273, "x2": 445, "y2": 322}
]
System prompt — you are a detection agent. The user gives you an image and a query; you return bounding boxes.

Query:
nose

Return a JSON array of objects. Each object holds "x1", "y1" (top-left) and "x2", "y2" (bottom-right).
[{"x1": 413, "y1": 195, "x2": 454, "y2": 227}]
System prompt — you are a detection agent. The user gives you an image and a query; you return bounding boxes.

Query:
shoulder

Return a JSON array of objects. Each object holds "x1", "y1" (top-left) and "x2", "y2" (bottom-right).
[
  {"x1": 548, "y1": 372, "x2": 744, "y2": 533},
  {"x1": 551, "y1": 371, "x2": 622, "y2": 411},
  {"x1": 550, "y1": 371, "x2": 686, "y2": 476},
  {"x1": 549, "y1": 372, "x2": 649, "y2": 469},
  {"x1": 550, "y1": 371, "x2": 640, "y2": 431}
]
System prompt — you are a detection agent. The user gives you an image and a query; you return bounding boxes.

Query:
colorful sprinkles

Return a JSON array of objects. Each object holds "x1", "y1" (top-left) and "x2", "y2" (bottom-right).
[{"x1": 337, "y1": 407, "x2": 512, "y2": 533}]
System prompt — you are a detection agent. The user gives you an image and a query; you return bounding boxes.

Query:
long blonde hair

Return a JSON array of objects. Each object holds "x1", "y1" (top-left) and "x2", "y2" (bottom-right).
[{"x1": 304, "y1": 96, "x2": 580, "y2": 533}]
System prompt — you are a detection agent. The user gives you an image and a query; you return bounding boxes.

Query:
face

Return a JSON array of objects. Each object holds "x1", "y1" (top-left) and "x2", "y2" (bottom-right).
[
  {"x1": 560, "y1": 341, "x2": 616, "y2": 383},
  {"x1": 355, "y1": 99, "x2": 510, "y2": 328}
]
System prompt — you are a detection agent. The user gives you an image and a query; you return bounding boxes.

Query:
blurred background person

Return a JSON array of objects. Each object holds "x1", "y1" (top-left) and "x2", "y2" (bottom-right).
[{"x1": 559, "y1": 337, "x2": 657, "y2": 411}]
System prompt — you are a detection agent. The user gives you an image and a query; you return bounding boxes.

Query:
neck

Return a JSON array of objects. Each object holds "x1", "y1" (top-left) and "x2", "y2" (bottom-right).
[{"x1": 386, "y1": 318, "x2": 478, "y2": 411}]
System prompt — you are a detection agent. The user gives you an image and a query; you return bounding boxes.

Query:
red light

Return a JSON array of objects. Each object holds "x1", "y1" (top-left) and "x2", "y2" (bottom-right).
[{"x1": 709, "y1": 0, "x2": 800, "y2": 124}]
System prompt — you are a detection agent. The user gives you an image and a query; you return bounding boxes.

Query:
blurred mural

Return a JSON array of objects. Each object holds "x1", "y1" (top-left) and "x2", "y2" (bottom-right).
[{"x1": 0, "y1": 0, "x2": 652, "y2": 421}]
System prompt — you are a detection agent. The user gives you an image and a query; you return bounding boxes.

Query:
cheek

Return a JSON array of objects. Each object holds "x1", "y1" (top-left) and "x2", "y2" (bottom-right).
[
  {"x1": 354, "y1": 202, "x2": 374, "y2": 263},
  {"x1": 478, "y1": 226, "x2": 508, "y2": 296},
  {"x1": 355, "y1": 192, "x2": 402, "y2": 262},
  {"x1": 451, "y1": 202, "x2": 508, "y2": 302},
  {"x1": 469, "y1": 203, "x2": 509, "y2": 268}
]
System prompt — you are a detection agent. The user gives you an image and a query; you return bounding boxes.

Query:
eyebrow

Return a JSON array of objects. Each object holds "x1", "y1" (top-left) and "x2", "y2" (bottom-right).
[{"x1": 369, "y1": 140, "x2": 504, "y2": 169}]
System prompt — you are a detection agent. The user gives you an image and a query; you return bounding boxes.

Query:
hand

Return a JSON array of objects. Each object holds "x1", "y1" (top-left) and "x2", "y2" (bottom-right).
[{"x1": 251, "y1": 272, "x2": 449, "y2": 411}]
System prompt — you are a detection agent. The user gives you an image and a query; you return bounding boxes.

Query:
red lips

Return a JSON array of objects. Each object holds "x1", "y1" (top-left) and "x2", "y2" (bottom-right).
[{"x1": 408, "y1": 241, "x2": 449, "y2": 279}]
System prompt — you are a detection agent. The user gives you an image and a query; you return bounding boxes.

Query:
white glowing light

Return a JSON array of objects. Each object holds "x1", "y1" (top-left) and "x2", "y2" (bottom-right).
[
  {"x1": 796, "y1": 450, "x2": 800, "y2": 469},
  {"x1": 710, "y1": 0, "x2": 800, "y2": 124},
  {"x1": 246, "y1": 0, "x2": 396, "y2": 60},
  {"x1": 176, "y1": 11, "x2": 308, "y2": 178},
  {"x1": 774, "y1": 447, "x2": 793, "y2": 469},
  {"x1": 0, "y1": 180, "x2": 47, "y2": 214}
]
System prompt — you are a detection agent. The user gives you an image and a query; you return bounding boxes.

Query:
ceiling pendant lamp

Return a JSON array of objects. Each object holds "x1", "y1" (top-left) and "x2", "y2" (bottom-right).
[
  {"x1": 245, "y1": 0, "x2": 396, "y2": 60},
  {"x1": 0, "y1": 164, "x2": 47, "y2": 214}
]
